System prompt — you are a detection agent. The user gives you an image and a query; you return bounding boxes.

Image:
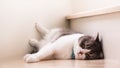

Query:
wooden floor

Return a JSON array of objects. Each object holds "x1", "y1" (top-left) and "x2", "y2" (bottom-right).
[{"x1": 0, "y1": 59, "x2": 120, "y2": 68}]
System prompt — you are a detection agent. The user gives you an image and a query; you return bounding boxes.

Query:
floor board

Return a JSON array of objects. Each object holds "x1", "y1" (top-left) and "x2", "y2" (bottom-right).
[{"x1": 0, "y1": 59, "x2": 120, "y2": 68}]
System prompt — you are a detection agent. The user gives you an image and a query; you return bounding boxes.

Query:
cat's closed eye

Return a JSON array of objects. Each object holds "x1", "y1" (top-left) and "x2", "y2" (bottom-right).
[
  {"x1": 89, "y1": 53, "x2": 95, "y2": 57},
  {"x1": 85, "y1": 44, "x2": 92, "y2": 49},
  {"x1": 85, "y1": 52, "x2": 95, "y2": 59},
  {"x1": 85, "y1": 44, "x2": 89, "y2": 47}
]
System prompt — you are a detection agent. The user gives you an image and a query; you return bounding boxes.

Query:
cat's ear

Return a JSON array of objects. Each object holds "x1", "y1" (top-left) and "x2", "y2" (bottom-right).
[{"x1": 95, "y1": 33, "x2": 100, "y2": 42}]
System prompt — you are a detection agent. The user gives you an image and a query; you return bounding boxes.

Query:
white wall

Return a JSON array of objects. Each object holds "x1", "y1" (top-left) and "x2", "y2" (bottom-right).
[
  {"x1": 71, "y1": 0, "x2": 120, "y2": 12},
  {"x1": 70, "y1": 0, "x2": 120, "y2": 61},
  {"x1": 1, "y1": 0, "x2": 120, "y2": 62},
  {"x1": 0, "y1": 0, "x2": 72, "y2": 61}
]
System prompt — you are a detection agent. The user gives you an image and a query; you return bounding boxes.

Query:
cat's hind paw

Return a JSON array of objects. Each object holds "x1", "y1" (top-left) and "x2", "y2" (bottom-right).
[
  {"x1": 35, "y1": 22, "x2": 49, "y2": 34},
  {"x1": 29, "y1": 39, "x2": 39, "y2": 47},
  {"x1": 24, "y1": 54, "x2": 40, "y2": 63}
]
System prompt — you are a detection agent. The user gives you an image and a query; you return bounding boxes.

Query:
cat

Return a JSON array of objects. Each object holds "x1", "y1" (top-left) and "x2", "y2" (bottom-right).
[{"x1": 24, "y1": 23, "x2": 104, "y2": 63}]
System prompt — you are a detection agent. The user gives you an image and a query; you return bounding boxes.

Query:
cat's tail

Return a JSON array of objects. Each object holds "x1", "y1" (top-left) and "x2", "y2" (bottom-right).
[{"x1": 35, "y1": 23, "x2": 49, "y2": 36}]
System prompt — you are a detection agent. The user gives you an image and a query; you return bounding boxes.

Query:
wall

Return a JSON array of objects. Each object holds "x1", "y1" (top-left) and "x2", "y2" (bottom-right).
[
  {"x1": 1, "y1": 0, "x2": 120, "y2": 62},
  {"x1": 0, "y1": 0, "x2": 71, "y2": 61},
  {"x1": 71, "y1": 0, "x2": 120, "y2": 12}
]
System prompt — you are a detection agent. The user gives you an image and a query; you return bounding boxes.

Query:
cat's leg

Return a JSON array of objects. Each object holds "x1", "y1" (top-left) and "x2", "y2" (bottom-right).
[
  {"x1": 35, "y1": 23, "x2": 49, "y2": 36},
  {"x1": 24, "y1": 43, "x2": 54, "y2": 63},
  {"x1": 29, "y1": 39, "x2": 40, "y2": 53},
  {"x1": 29, "y1": 39, "x2": 40, "y2": 48}
]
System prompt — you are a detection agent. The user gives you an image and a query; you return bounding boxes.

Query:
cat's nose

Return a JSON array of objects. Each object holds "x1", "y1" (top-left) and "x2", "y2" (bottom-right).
[{"x1": 79, "y1": 51, "x2": 83, "y2": 55}]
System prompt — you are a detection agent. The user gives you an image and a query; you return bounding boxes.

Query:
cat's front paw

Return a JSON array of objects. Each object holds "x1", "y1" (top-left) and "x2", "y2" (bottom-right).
[{"x1": 24, "y1": 54, "x2": 40, "y2": 63}]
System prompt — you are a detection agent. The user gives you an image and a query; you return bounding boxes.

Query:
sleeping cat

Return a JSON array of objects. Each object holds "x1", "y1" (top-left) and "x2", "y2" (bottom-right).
[{"x1": 24, "y1": 23, "x2": 104, "y2": 63}]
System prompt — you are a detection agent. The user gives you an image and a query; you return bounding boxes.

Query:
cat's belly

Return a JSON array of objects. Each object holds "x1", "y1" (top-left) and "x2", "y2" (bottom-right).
[
  {"x1": 54, "y1": 44, "x2": 73, "y2": 59},
  {"x1": 52, "y1": 34, "x2": 84, "y2": 59}
]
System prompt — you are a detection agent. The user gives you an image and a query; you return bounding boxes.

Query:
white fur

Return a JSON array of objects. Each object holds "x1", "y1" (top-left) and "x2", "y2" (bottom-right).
[{"x1": 24, "y1": 23, "x2": 90, "y2": 63}]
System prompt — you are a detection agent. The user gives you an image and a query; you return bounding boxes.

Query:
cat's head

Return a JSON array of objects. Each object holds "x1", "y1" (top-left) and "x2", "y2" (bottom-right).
[{"x1": 74, "y1": 33, "x2": 104, "y2": 60}]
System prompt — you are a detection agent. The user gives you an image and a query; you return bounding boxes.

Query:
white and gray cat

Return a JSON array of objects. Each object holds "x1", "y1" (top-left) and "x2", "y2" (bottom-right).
[{"x1": 24, "y1": 23, "x2": 104, "y2": 63}]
